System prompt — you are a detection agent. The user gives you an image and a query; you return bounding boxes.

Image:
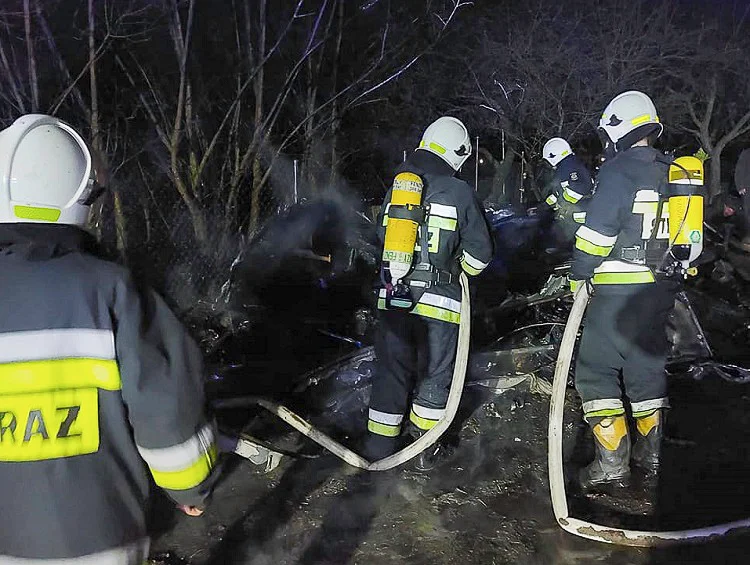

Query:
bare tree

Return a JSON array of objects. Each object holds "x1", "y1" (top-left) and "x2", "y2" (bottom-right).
[
  {"x1": 23, "y1": 0, "x2": 39, "y2": 112},
  {"x1": 667, "y1": 3, "x2": 750, "y2": 201}
]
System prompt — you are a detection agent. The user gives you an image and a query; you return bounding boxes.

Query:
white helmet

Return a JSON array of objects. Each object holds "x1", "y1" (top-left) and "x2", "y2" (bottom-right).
[
  {"x1": 542, "y1": 137, "x2": 572, "y2": 167},
  {"x1": 417, "y1": 116, "x2": 472, "y2": 171},
  {"x1": 0, "y1": 114, "x2": 100, "y2": 226},
  {"x1": 599, "y1": 91, "x2": 663, "y2": 152}
]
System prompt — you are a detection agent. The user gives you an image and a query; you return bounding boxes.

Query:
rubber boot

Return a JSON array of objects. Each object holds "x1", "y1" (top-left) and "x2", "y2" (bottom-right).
[
  {"x1": 406, "y1": 424, "x2": 447, "y2": 472},
  {"x1": 632, "y1": 410, "x2": 664, "y2": 476},
  {"x1": 361, "y1": 432, "x2": 399, "y2": 462},
  {"x1": 579, "y1": 415, "x2": 631, "y2": 490}
]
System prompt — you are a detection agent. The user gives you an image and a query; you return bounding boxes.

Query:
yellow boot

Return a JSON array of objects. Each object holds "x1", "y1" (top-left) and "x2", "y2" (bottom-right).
[{"x1": 579, "y1": 415, "x2": 631, "y2": 490}]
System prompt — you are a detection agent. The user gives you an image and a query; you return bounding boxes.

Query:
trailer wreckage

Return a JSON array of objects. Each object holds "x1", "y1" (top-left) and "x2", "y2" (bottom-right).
[{"x1": 184, "y1": 199, "x2": 750, "y2": 551}]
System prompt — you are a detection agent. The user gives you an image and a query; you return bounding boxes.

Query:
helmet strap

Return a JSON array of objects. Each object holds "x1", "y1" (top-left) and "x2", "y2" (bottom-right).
[{"x1": 78, "y1": 177, "x2": 105, "y2": 206}]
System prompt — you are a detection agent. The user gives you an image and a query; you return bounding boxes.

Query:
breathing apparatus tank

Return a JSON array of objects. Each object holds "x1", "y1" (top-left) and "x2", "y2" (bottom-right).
[
  {"x1": 666, "y1": 156, "x2": 704, "y2": 276},
  {"x1": 381, "y1": 172, "x2": 425, "y2": 309}
]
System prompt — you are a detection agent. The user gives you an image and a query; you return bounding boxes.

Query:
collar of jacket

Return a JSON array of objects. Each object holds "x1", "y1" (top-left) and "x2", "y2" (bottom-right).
[
  {"x1": 621, "y1": 145, "x2": 663, "y2": 163},
  {"x1": 0, "y1": 223, "x2": 94, "y2": 260},
  {"x1": 396, "y1": 149, "x2": 457, "y2": 178}
]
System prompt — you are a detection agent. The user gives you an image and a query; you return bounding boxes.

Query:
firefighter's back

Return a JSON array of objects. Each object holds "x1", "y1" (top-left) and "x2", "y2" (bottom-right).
[{"x1": 0, "y1": 237, "x2": 150, "y2": 560}]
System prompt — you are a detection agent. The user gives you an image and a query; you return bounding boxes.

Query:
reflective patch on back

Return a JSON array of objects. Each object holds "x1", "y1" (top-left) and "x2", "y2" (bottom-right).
[
  {"x1": 633, "y1": 189, "x2": 669, "y2": 239},
  {"x1": 0, "y1": 388, "x2": 99, "y2": 461}
]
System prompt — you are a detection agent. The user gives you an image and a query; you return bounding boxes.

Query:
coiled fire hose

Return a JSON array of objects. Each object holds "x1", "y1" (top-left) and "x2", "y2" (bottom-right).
[
  {"x1": 548, "y1": 285, "x2": 750, "y2": 545},
  {"x1": 215, "y1": 272, "x2": 471, "y2": 471}
]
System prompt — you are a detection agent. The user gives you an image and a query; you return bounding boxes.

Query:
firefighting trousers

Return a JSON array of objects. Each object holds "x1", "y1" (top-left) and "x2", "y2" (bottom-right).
[
  {"x1": 367, "y1": 310, "x2": 459, "y2": 436},
  {"x1": 575, "y1": 281, "x2": 679, "y2": 418}
]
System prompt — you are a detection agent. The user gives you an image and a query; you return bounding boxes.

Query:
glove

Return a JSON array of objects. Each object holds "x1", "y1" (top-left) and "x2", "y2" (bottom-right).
[{"x1": 556, "y1": 200, "x2": 574, "y2": 222}]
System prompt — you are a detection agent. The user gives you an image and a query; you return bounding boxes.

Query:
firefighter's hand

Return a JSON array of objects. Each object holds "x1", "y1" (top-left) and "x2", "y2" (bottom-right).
[{"x1": 177, "y1": 505, "x2": 204, "y2": 517}]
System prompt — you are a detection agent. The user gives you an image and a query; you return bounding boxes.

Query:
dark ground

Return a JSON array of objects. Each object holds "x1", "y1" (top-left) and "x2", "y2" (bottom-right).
[
  {"x1": 149, "y1": 207, "x2": 750, "y2": 564},
  {"x1": 150, "y1": 358, "x2": 750, "y2": 564}
]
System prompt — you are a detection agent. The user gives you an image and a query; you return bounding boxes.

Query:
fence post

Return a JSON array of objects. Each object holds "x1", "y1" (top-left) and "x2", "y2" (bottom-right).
[
  {"x1": 520, "y1": 151, "x2": 526, "y2": 205},
  {"x1": 293, "y1": 159, "x2": 299, "y2": 204},
  {"x1": 475, "y1": 136, "x2": 479, "y2": 192},
  {"x1": 501, "y1": 130, "x2": 506, "y2": 196}
]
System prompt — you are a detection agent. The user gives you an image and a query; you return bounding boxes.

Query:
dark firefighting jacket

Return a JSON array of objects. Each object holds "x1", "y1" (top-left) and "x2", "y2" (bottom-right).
[
  {"x1": 0, "y1": 224, "x2": 216, "y2": 562},
  {"x1": 376, "y1": 150, "x2": 493, "y2": 324},
  {"x1": 570, "y1": 145, "x2": 670, "y2": 286},
  {"x1": 544, "y1": 153, "x2": 593, "y2": 225}
]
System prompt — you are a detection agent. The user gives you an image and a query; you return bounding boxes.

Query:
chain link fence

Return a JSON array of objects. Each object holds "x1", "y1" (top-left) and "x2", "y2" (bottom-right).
[{"x1": 98, "y1": 166, "x2": 287, "y2": 327}]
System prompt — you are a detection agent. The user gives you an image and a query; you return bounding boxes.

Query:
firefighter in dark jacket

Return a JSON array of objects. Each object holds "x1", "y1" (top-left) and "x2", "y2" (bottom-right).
[
  {"x1": 364, "y1": 116, "x2": 493, "y2": 471},
  {"x1": 541, "y1": 137, "x2": 593, "y2": 248},
  {"x1": 569, "y1": 92, "x2": 678, "y2": 489},
  {"x1": 0, "y1": 115, "x2": 217, "y2": 564}
]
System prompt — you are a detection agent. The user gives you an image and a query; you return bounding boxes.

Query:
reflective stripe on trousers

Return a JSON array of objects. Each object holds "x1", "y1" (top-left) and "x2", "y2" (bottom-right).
[{"x1": 0, "y1": 539, "x2": 149, "y2": 565}]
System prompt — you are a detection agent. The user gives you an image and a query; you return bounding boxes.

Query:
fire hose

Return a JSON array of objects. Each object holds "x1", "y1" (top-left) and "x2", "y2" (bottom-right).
[
  {"x1": 213, "y1": 272, "x2": 471, "y2": 471},
  {"x1": 548, "y1": 285, "x2": 750, "y2": 545}
]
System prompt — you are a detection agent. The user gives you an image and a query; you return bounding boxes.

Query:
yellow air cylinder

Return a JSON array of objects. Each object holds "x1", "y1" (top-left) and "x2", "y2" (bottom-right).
[
  {"x1": 382, "y1": 172, "x2": 424, "y2": 282},
  {"x1": 668, "y1": 156, "x2": 704, "y2": 270}
]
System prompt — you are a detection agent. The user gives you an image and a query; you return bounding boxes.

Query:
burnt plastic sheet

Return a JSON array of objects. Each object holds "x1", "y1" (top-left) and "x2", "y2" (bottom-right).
[
  {"x1": 468, "y1": 323, "x2": 564, "y2": 392},
  {"x1": 677, "y1": 361, "x2": 750, "y2": 384}
]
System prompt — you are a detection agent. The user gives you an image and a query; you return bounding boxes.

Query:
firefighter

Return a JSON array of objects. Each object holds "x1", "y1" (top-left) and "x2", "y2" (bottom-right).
[
  {"x1": 569, "y1": 92, "x2": 680, "y2": 489},
  {"x1": 0, "y1": 115, "x2": 217, "y2": 564},
  {"x1": 364, "y1": 117, "x2": 493, "y2": 471},
  {"x1": 541, "y1": 137, "x2": 593, "y2": 250}
]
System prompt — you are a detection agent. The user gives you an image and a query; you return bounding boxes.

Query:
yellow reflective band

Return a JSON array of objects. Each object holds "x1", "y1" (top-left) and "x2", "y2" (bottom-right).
[
  {"x1": 419, "y1": 139, "x2": 448, "y2": 154},
  {"x1": 546, "y1": 195, "x2": 558, "y2": 206},
  {"x1": 632, "y1": 202, "x2": 659, "y2": 214},
  {"x1": 575, "y1": 236, "x2": 613, "y2": 257},
  {"x1": 569, "y1": 279, "x2": 582, "y2": 292},
  {"x1": 149, "y1": 444, "x2": 217, "y2": 491},
  {"x1": 0, "y1": 388, "x2": 100, "y2": 461},
  {"x1": 367, "y1": 420, "x2": 401, "y2": 437},
  {"x1": 382, "y1": 214, "x2": 389, "y2": 227},
  {"x1": 585, "y1": 407, "x2": 626, "y2": 419},
  {"x1": 592, "y1": 271, "x2": 655, "y2": 284},
  {"x1": 427, "y1": 141, "x2": 447, "y2": 155},
  {"x1": 409, "y1": 409, "x2": 438, "y2": 431},
  {"x1": 378, "y1": 299, "x2": 460, "y2": 323},
  {"x1": 0, "y1": 359, "x2": 121, "y2": 395},
  {"x1": 412, "y1": 303, "x2": 460, "y2": 324},
  {"x1": 13, "y1": 205, "x2": 61, "y2": 222},
  {"x1": 561, "y1": 150, "x2": 570, "y2": 157},
  {"x1": 461, "y1": 258, "x2": 482, "y2": 276},
  {"x1": 631, "y1": 113, "x2": 657, "y2": 126},
  {"x1": 573, "y1": 213, "x2": 586, "y2": 224},
  {"x1": 562, "y1": 191, "x2": 578, "y2": 204},
  {"x1": 428, "y1": 216, "x2": 457, "y2": 231}
]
